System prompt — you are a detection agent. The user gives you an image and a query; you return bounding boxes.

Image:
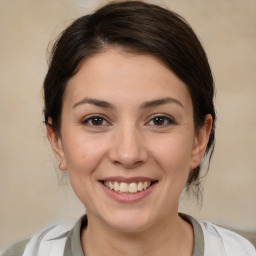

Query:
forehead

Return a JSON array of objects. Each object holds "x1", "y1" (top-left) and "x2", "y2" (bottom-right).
[{"x1": 64, "y1": 49, "x2": 192, "y2": 109}]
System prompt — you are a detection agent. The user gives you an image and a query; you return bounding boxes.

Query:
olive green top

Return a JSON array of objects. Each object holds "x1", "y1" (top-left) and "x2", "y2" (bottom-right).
[{"x1": 2, "y1": 214, "x2": 204, "y2": 256}]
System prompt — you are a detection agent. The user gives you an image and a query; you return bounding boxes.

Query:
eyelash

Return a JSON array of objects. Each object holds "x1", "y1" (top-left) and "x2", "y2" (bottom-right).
[
  {"x1": 146, "y1": 115, "x2": 175, "y2": 127},
  {"x1": 81, "y1": 114, "x2": 175, "y2": 128},
  {"x1": 81, "y1": 115, "x2": 110, "y2": 126}
]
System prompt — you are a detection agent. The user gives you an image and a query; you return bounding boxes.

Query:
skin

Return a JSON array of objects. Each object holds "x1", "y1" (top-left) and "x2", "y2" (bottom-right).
[{"x1": 47, "y1": 48, "x2": 212, "y2": 256}]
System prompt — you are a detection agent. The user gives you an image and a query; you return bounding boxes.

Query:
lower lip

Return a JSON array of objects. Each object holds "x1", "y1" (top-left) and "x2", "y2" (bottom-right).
[{"x1": 100, "y1": 182, "x2": 157, "y2": 203}]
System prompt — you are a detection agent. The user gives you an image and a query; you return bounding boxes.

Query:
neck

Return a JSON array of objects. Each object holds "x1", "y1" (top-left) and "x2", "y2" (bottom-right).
[{"x1": 81, "y1": 212, "x2": 194, "y2": 256}]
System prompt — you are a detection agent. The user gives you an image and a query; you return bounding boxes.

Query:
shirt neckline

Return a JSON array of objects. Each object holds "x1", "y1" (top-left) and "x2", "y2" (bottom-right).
[{"x1": 64, "y1": 213, "x2": 204, "y2": 256}]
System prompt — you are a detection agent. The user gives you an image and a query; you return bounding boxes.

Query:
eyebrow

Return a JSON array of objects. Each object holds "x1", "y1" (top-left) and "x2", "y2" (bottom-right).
[
  {"x1": 73, "y1": 98, "x2": 115, "y2": 109},
  {"x1": 140, "y1": 97, "x2": 184, "y2": 109},
  {"x1": 72, "y1": 97, "x2": 184, "y2": 109}
]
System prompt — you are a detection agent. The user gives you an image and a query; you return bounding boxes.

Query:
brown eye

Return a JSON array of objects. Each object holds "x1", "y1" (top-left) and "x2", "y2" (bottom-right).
[
  {"x1": 153, "y1": 117, "x2": 165, "y2": 125},
  {"x1": 147, "y1": 115, "x2": 175, "y2": 127},
  {"x1": 82, "y1": 116, "x2": 109, "y2": 126},
  {"x1": 91, "y1": 117, "x2": 104, "y2": 125}
]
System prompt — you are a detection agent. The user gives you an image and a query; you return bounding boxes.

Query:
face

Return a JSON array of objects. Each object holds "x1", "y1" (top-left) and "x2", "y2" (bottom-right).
[{"x1": 48, "y1": 49, "x2": 211, "y2": 233}]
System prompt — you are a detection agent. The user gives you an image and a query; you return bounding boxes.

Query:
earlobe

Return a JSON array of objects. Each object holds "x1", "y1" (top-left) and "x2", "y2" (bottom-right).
[
  {"x1": 46, "y1": 119, "x2": 67, "y2": 170},
  {"x1": 190, "y1": 114, "x2": 213, "y2": 170}
]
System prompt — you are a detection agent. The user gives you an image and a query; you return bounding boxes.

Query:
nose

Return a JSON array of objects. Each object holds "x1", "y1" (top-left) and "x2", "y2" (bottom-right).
[{"x1": 108, "y1": 124, "x2": 148, "y2": 169}]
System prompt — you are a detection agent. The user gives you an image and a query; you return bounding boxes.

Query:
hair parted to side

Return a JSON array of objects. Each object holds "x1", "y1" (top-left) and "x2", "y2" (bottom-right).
[{"x1": 43, "y1": 0, "x2": 216, "y2": 200}]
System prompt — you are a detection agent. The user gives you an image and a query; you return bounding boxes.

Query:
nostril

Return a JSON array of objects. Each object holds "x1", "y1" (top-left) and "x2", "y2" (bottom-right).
[
  {"x1": 107, "y1": 133, "x2": 148, "y2": 167},
  {"x1": 113, "y1": 159, "x2": 144, "y2": 169}
]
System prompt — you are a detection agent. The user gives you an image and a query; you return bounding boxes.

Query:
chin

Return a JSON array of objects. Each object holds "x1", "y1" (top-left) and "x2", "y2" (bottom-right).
[{"x1": 102, "y1": 209, "x2": 156, "y2": 234}]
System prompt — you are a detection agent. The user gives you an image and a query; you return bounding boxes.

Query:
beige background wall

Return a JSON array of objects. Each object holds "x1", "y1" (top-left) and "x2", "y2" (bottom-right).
[{"x1": 0, "y1": 0, "x2": 255, "y2": 252}]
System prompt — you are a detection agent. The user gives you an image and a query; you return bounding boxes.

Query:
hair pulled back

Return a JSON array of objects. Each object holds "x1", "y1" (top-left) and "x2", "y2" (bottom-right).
[{"x1": 44, "y1": 1, "x2": 216, "y2": 197}]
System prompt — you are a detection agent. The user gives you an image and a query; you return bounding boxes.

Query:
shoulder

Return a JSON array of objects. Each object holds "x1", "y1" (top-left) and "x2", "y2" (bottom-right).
[
  {"x1": 2, "y1": 224, "x2": 69, "y2": 256},
  {"x1": 1, "y1": 239, "x2": 30, "y2": 256},
  {"x1": 1, "y1": 216, "x2": 85, "y2": 256},
  {"x1": 1, "y1": 224, "x2": 70, "y2": 256},
  {"x1": 199, "y1": 220, "x2": 256, "y2": 256}
]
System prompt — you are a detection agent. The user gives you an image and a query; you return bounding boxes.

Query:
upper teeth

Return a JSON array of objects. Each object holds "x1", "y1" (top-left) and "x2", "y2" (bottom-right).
[{"x1": 104, "y1": 181, "x2": 151, "y2": 193}]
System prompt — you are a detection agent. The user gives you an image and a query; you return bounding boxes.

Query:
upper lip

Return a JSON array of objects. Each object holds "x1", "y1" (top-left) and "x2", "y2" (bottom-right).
[{"x1": 99, "y1": 176, "x2": 156, "y2": 183}]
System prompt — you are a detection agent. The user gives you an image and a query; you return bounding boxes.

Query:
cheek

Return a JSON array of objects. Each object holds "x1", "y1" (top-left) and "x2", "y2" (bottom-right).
[
  {"x1": 63, "y1": 135, "x2": 108, "y2": 176},
  {"x1": 149, "y1": 134, "x2": 194, "y2": 174},
  {"x1": 62, "y1": 136, "x2": 109, "y2": 206}
]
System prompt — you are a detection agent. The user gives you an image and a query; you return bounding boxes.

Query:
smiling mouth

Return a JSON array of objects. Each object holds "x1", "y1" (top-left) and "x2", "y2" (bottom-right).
[{"x1": 101, "y1": 180, "x2": 157, "y2": 194}]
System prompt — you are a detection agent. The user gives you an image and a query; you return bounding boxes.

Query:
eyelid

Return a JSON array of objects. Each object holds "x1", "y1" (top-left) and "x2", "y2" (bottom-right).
[
  {"x1": 81, "y1": 114, "x2": 111, "y2": 126},
  {"x1": 145, "y1": 114, "x2": 176, "y2": 126}
]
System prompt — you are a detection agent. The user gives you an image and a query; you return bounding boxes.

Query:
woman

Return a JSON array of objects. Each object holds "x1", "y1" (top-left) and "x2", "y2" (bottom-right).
[{"x1": 2, "y1": 1, "x2": 255, "y2": 255}]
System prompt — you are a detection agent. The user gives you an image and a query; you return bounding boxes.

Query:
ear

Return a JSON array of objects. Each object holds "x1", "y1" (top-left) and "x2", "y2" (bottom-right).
[
  {"x1": 190, "y1": 114, "x2": 213, "y2": 170},
  {"x1": 47, "y1": 119, "x2": 67, "y2": 170}
]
